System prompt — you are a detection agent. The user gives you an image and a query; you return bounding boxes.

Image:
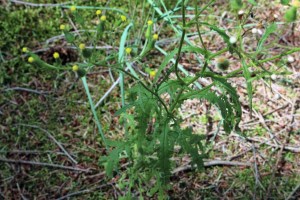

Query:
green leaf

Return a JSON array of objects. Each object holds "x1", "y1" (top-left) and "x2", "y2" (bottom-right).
[
  {"x1": 200, "y1": 22, "x2": 233, "y2": 51},
  {"x1": 230, "y1": 0, "x2": 243, "y2": 10},
  {"x1": 248, "y1": 0, "x2": 257, "y2": 5},
  {"x1": 75, "y1": 13, "x2": 84, "y2": 25},
  {"x1": 256, "y1": 23, "x2": 277, "y2": 53},
  {"x1": 177, "y1": 127, "x2": 206, "y2": 169},
  {"x1": 64, "y1": 32, "x2": 75, "y2": 43},
  {"x1": 280, "y1": 0, "x2": 290, "y2": 5},
  {"x1": 284, "y1": 7, "x2": 297, "y2": 22},
  {"x1": 82, "y1": 49, "x2": 93, "y2": 58}
]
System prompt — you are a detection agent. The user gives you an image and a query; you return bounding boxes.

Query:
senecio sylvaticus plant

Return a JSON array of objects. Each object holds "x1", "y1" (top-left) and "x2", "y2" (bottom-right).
[{"x1": 25, "y1": 0, "x2": 300, "y2": 197}]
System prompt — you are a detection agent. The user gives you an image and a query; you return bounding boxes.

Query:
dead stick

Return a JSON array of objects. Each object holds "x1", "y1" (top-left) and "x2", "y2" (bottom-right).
[
  {"x1": 17, "y1": 124, "x2": 78, "y2": 164},
  {"x1": 0, "y1": 157, "x2": 89, "y2": 172},
  {"x1": 172, "y1": 160, "x2": 251, "y2": 174}
]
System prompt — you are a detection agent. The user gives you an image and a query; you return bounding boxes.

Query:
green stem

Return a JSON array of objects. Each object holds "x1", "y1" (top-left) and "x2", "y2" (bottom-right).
[
  {"x1": 81, "y1": 76, "x2": 108, "y2": 149},
  {"x1": 174, "y1": 0, "x2": 186, "y2": 83}
]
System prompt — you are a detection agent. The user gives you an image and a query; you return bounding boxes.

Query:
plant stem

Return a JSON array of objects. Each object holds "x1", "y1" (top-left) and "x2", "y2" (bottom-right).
[{"x1": 174, "y1": 0, "x2": 186, "y2": 83}]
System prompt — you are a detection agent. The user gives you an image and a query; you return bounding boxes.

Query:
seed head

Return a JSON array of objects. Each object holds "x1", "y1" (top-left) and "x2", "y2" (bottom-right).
[
  {"x1": 287, "y1": 56, "x2": 295, "y2": 63},
  {"x1": 229, "y1": 36, "x2": 237, "y2": 44}
]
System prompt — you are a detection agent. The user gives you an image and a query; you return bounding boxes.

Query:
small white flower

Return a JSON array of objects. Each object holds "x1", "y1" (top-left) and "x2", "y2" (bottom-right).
[
  {"x1": 229, "y1": 36, "x2": 237, "y2": 44},
  {"x1": 238, "y1": 10, "x2": 245, "y2": 15},
  {"x1": 252, "y1": 28, "x2": 258, "y2": 34},
  {"x1": 273, "y1": 14, "x2": 278, "y2": 19},
  {"x1": 271, "y1": 74, "x2": 277, "y2": 80},
  {"x1": 274, "y1": 93, "x2": 280, "y2": 100},
  {"x1": 257, "y1": 29, "x2": 263, "y2": 35},
  {"x1": 287, "y1": 56, "x2": 295, "y2": 63}
]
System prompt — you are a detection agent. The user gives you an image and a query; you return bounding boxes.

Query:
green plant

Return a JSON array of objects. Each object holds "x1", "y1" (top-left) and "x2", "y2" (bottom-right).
[{"x1": 24, "y1": 0, "x2": 300, "y2": 198}]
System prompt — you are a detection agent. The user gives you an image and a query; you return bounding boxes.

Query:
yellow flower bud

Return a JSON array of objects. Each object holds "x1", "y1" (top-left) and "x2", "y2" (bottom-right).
[
  {"x1": 70, "y1": 6, "x2": 76, "y2": 12},
  {"x1": 79, "y1": 43, "x2": 85, "y2": 50},
  {"x1": 125, "y1": 47, "x2": 132, "y2": 54},
  {"x1": 100, "y1": 15, "x2": 106, "y2": 21},
  {"x1": 121, "y1": 15, "x2": 127, "y2": 22},
  {"x1": 72, "y1": 65, "x2": 79, "y2": 72},
  {"x1": 60, "y1": 24, "x2": 65, "y2": 30},
  {"x1": 291, "y1": 0, "x2": 300, "y2": 7},
  {"x1": 22, "y1": 47, "x2": 28, "y2": 53},
  {"x1": 149, "y1": 70, "x2": 156, "y2": 78},
  {"x1": 53, "y1": 52, "x2": 60, "y2": 59},
  {"x1": 147, "y1": 20, "x2": 153, "y2": 25},
  {"x1": 96, "y1": 10, "x2": 101, "y2": 15},
  {"x1": 153, "y1": 34, "x2": 159, "y2": 40},
  {"x1": 28, "y1": 57, "x2": 34, "y2": 63}
]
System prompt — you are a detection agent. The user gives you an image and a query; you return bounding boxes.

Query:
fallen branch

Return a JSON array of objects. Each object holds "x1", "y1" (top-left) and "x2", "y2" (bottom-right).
[
  {"x1": 247, "y1": 137, "x2": 300, "y2": 153},
  {"x1": 172, "y1": 160, "x2": 251, "y2": 174},
  {"x1": 17, "y1": 124, "x2": 78, "y2": 164},
  {"x1": 0, "y1": 157, "x2": 89, "y2": 172},
  {"x1": 4, "y1": 87, "x2": 50, "y2": 95},
  {"x1": 56, "y1": 183, "x2": 110, "y2": 200},
  {"x1": 9, "y1": 0, "x2": 71, "y2": 7}
]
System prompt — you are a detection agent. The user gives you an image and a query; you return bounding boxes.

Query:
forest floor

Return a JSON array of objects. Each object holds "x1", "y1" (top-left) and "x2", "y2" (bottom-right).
[{"x1": 1, "y1": 0, "x2": 300, "y2": 199}]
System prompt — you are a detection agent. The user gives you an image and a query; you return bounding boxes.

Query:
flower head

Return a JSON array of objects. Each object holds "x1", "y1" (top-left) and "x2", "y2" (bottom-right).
[
  {"x1": 22, "y1": 47, "x2": 28, "y2": 53},
  {"x1": 229, "y1": 36, "x2": 237, "y2": 44},
  {"x1": 147, "y1": 20, "x2": 153, "y2": 25},
  {"x1": 96, "y1": 10, "x2": 101, "y2": 15},
  {"x1": 121, "y1": 15, "x2": 127, "y2": 22},
  {"x1": 53, "y1": 52, "x2": 60, "y2": 59},
  {"x1": 100, "y1": 15, "x2": 106, "y2": 21},
  {"x1": 291, "y1": 0, "x2": 300, "y2": 7},
  {"x1": 60, "y1": 24, "x2": 66, "y2": 30},
  {"x1": 72, "y1": 65, "x2": 79, "y2": 71},
  {"x1": 287, "y1": 56, "x2": 295, "y2": 63},
  {"x1": 125, "y1": 47, "x2": 132, "y2": 54},
  {"x1": 149, "y1": 70, "x2": 156, "y2": 78},
  {"x1": 79, "y1": 43, "x2": 86, "y2": 50},
  {"x1": 70, "y1": 6, "x2": 76, "y2": 12},
  {"x1": 28, "y1": 57, "x2": 34, "y2": 63},
  {"x1": 153, "y1": 34, "x2": 159, "y2": 40}
]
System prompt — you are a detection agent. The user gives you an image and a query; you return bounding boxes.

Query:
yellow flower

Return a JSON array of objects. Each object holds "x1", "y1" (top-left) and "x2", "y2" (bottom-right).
[
  {"x1": 96, "y1": 10, "x2": 101, "y2": 15},
  {"x1": 147, "y1": 20, "x2": 153, "y2": 25},
  {"x1": 153, "y1": 34, "x2": 159, "y2": 40},
  {"x1": 22, "y1": 47, "x2": 28, "y2": 53},
  {"x1": 79, "y1": 43, "x2": 86, "y2": 50},
  {"x1": 100, "y1": 15, "x2": 106, "y2": 21},
  {"x1": 125, "y1": 47, "x2": 132, "y2": 54},
  {"x1": 53, "y1": 52, "x2": 60, "y2": 59},
  {"x1": 121, "y1": 15, "x2": 127, "y2": 22},
  {"x1": 28, "y1": 57, "x2": 34, "y2": 63},
  {"x1": 70, "y1": 6, "x2": 76, "y2": 12},
  {"x1": 60, "y1": 24, "x2": 65, "y2": 30},
  {"x1": 291, "y1": 0, "x2": 300, "y2": 7},
  {"x1": 149, "y1": 70, "x2": 156, "y2": 78},
  {"x1": 72, "y1": 65, "x2": 79, "y2": 71}
]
